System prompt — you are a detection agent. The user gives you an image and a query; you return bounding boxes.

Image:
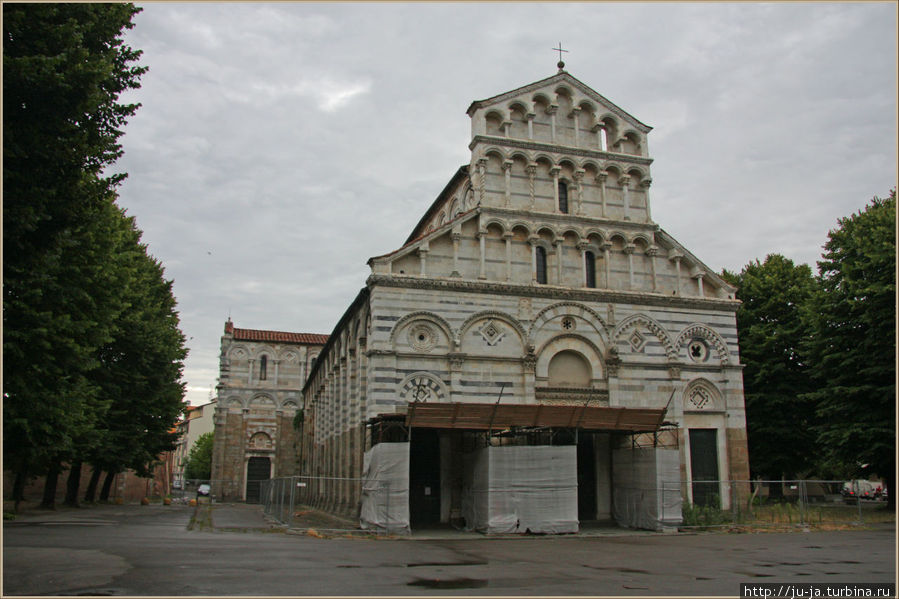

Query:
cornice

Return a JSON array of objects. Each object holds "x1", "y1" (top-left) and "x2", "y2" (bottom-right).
[
  {"x1": 469, "y1": 135, "x2": 654, "y2": 167},
  {"x1": 479, "y1": 205, "x2": 659, "y2": 233},
  {"x1": 366, "y1": 274, "x2": 739, "y2": 313}
]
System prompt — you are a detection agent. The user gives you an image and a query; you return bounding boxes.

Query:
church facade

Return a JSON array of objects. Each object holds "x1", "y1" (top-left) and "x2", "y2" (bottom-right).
[
  {"x1": 299, "y1": 70, "x2": 749, "y2": 532},
  {"x1": 210, "y1": 320, "x2": 326, "y2": 502}
]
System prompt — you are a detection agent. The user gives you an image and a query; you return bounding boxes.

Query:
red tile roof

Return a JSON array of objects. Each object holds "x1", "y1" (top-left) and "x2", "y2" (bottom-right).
[{"x1": 233, "y1": 328, "x2": 328, "y2": 345}]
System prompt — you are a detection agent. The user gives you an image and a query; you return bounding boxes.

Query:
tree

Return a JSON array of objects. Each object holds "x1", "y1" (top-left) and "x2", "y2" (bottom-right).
[
  {"x1": 71, "y1": 211, "x2": 188, "y2": 504},
  {"x1": 184, "y1": 433, "x2": 215, "y2": 481},
  {"x1": 803, "y1": 190, "x2": 896, "y2": 505},
  {"x1": 723, "y1": 255, "x2": 820, "y2": 480},
  {"x1": 2, "y1": 3, "x2": 155, "y2": 509}
]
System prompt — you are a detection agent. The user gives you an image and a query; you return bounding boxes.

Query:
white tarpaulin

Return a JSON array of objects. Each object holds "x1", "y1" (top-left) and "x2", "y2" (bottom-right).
[
  {"x1": 612, "y1": 446, "x2": 682, "y2": 530},
  {"x1": 360, "y1": 442, "x2": 410, "y2": 534},
  {"x1": 462, "y1": 445, "x2": 578, "y2": 534}
]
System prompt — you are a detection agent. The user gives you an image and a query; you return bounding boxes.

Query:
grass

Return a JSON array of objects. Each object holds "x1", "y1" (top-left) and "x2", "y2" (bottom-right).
[{"x1": 681, "y1": 499, "x2": 894, "y2": 530}]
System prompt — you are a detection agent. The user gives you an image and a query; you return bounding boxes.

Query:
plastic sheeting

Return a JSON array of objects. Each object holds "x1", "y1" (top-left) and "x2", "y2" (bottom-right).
[
  {"x1": 360, "y1": 442, "x2": 411, "y2": 534},
  {"x1": 611, "y1": 446, "x2": 682, "y2": 530},
  {"x1": 462, "y1": 445, "x2": 579, "y2": 534}
]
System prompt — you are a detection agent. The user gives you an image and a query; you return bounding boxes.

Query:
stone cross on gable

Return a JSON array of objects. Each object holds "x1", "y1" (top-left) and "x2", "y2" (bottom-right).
[{"x1": 552, "y1": 42, "x2": 568, "y2": 71}]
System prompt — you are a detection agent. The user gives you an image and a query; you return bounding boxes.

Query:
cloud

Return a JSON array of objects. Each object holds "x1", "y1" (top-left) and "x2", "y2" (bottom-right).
[{"x1": 113, "y1": 3, "x2": 897, "y2": 405}]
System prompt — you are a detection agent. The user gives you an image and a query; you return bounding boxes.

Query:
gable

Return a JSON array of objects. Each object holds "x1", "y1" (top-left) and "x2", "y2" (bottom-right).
[{"x1": 467, "y1": 71, "x2": 651, "y2": 134}]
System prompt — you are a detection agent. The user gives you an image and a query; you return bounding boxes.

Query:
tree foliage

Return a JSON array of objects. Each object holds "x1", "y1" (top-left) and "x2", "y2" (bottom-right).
[
  {"x1": 803, "y1": 191, "x2": 896, "y2": 494},
  {"x1": 3, "y1": 4, "x2": 186, "y2": 507},
  {"x1": 723, "y1": 255, "x2": 819, "y2": 479},
  {"x1": 184, "y1": 433, "x2": 214, "y2": 481}
]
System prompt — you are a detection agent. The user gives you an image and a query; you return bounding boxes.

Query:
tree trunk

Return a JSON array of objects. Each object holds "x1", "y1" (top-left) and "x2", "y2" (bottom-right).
[
  {"x1": 99, "y1": 470, "x2": 116, "y2": 502},
  {"x1": 64, "y1": 461, "x2": 82, "y2": 507},
  {"x1": 13, "y1": 465, "x2": 28, "y2": 513},
  {"x1": 40, "y1": 462, "x2": 61, "y2": 509},
  {"x1": 884, "y1": 471, "x2": 895, "y2": 511},
  {"x1": 84, "y1": 466, "x2": 103, "y2": 503}
]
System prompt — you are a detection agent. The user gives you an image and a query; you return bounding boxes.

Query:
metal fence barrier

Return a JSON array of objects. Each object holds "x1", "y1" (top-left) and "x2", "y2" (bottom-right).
[
  {"x1": 170, "y1": 479, "x2": 240, "y2": 504},
  {"x1": 673, "y1": 479, "x2": 890, "y2": 529},
  {"x1": 260, "y1": 476, "x2": 394, "y2": 535},
  {"x1": 259, "y1": 477, "x2": 891, "y2": 534}
]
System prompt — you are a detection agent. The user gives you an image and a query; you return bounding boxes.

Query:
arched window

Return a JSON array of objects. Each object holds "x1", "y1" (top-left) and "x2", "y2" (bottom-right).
[
  {"x1": 536, "y1": 246, "x2": 548, "y2": 284},
  {"x1": 259, "y1": 355, "x2": 267, "y2": 380},
  {"x1": 558, "y1": 181, "x2": 569, "y2": 213},
  {"x1": 585, "y1": 251, "x2": 596, "y2": 288}
]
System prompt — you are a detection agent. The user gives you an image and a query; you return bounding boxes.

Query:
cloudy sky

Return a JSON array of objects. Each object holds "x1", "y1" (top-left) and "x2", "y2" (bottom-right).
[{"x1": 111, "y1": 3, "x2": 897, "y2": 405}]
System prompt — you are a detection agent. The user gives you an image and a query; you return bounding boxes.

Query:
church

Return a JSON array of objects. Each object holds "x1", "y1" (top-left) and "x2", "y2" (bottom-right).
[
  {"x1": 295, "y1": 67, "x2": 749, "y2": 533},
  {"x1": 210, "y1": 320, "x2": 326, "y2": 502}
]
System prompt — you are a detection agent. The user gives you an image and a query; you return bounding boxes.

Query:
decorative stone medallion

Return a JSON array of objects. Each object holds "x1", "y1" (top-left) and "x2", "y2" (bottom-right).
[
  {"x1": 688, "y1": 339, "x2": 709, "y2": 362},
  {"x1": 689, "y1": 387, "x2": 711, "y2": 409},
  {"x1": 400, "y1": 374, "x2": 445, "y2": 403},
  {"x1": 409, "y1": 324, "x2": 437, "y2": 352},
  {"x1": 561, "y1": 316, "x2": 576, "y2": 331},
  {"x1": 629, "y1": 329, "x2": 647, "y2": 353},
  {"x1": 478, "y1": 319, "x2": 506, "y2": 346}
]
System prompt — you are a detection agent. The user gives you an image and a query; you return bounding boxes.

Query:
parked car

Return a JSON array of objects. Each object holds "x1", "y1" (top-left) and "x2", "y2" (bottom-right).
[
  {"x1": 197, "y1": 483, "x2": 211, "y2": 497},
  {"x1": 842, "y1": 480, "x2": 877, "y2": 504},
  {"x1": 172, "y1": 480, "x2": 182, "y2": 490}
]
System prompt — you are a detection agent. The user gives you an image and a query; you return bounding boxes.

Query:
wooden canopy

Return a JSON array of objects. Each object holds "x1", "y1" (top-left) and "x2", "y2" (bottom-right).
[{"x1": 404, "y1": 402, "x2": 667, "y2": 433}]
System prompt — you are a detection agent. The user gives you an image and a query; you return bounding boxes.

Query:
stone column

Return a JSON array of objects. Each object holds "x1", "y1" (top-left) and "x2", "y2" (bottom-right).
[
  {"x1": 597, "y1": 171, "x2": 608, "y2": 218},
  {"x1": 671, "y1": 253, "x2": 683, "y2": 296},
  {"x1": 273, "y1": 359, "x2": 280, "y2": 386},
  {"x1": 451, "y1": 232, "x2": 461, "y2": 277},
  {"x1": 574, "y1": 169, "x2": 585, "y2": 215},
  {"x1": 601, "y1": 241, "x2": 612, "y2": 289},
  {"x1": 503, "y1": 232, "x2": 513, "y2": 281},
  {"x1": 570, "y1": 106, "x2": 581, "y2": 147},
  {"x1": 619, "y1": 174, "x2": 631, "y2": 221},
  {"x1": 476, "y1": 158, "x2": 488, "y2": 206},
  {"x1": 640, "y1": 177, "x2": 653, "y2": 222},
  {"x1": 522, "y1": 349, "x2": 537, "y2": 406},
  {"x1": 247, "y1": 359, "x2": 255, "y2": 385},
  {"x1": 526, "y1": 112, "x2": 535, "y2": 140},
  {"x1": 501, "y1": 118, "x2": 512, "y2": 138},
  {"x1": 418, "y1": 245, "x2": 428, "y2": 276},
  {"x1": 526, "y1": 163, "x2": 537, "y2": 210},
  {"x1": 502, "y1": 160, "x2": 513, "y2": 208},
  {"x1": 606, "y1": 349, "x2": 621, "y2": 407},
  {"x1": 647, "y1": 246, "x2": 659, "y2": 291},
  {"x1": 577, "y1": 242, "x2": 588, "y2": 287},
  {"x1": 695, "y1": 273, "x2": 705, "y2": 297},
  {"x1": 529, "y1": 237, "x2": 538, "y2": 284},
  {"x1": 448, "y1": 353, "x2": 464, "y2": 402},
  {"x1": 547, "y1": 104, "x2": 558, "y2": 143},
  {"x1": 274, "y1": 409, "x2": 283, "y2": 477},
  {"x1": 554, "y1": 239, "x2": 563, "y2": 284},
  {"x1": 591, "y1": 123, "x2": 605, "y2": 150},
  {"x1": 477, "y1": 231, "x2": 487, "y2": 280},
  {"x1": 624, "y1": 243, "x2": 635, "y2": 289},
  {"x1": 550, "y1": 166, "x2": 561, "y2": 211}
]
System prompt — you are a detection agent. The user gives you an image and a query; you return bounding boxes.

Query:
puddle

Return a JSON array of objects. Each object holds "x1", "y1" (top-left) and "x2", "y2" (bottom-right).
[
  {"x1": 407, "y1": 561, "x2": 486, "y2": 568},
  {"x1": 407, "y1": 577, "x2": 488, "y2": 590},
  {"x1": 584, "y1": 565, "x2": 651, "y2": 575}
]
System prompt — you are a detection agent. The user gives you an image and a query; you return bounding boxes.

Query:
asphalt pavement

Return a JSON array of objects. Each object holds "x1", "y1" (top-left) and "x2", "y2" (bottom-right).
[{"x1": 3, "y1": 502, "x2": 895, "y2": 596}]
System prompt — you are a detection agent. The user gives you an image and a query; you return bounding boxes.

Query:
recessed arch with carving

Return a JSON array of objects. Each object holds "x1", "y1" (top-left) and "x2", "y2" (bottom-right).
[
  {"x1": 674, "y1": 324, "x2": 730, "y2": 366},
  {"x1": 614, "y1": 313, "x2": 676, "y2": 360},
  {"x1": 682, "y1": 377, "x2": 723, "y2": 412},
  {"x1": 535, "y1": 334, "x2": 605, "y2": 382},
  {"x1": 398, "y1": 371, "x2": 449, "y2": 403},
  {"x1": 389, "y1": 311, "x2": 455, "y2": 351},
  {"x1": 528, "y1": 301, "x2": 610, "y2": 347}
]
